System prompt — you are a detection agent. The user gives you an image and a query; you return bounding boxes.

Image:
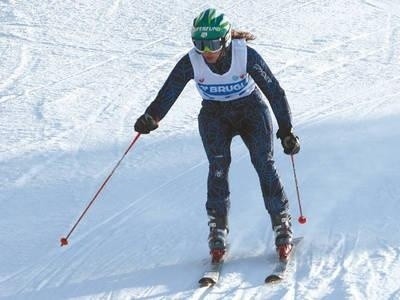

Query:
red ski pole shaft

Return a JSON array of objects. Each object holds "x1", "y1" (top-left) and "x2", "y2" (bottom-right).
[
  {"x1": 290, "y1": 154, "x2": 307, "y2": 224},
  {"x1": 60, "y1": 133, "x2": 141, "y2": 246}
]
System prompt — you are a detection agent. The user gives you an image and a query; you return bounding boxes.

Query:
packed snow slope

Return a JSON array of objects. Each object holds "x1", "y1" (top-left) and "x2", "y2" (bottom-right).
[{"x1": 1, "y1": 1, "x2": 400, "y2": 299}]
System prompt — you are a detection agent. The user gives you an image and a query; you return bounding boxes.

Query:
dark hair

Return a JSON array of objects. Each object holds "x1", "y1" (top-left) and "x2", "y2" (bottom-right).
[{"x1": 231, "y1": 29, "x2": 256, "y2": 41}]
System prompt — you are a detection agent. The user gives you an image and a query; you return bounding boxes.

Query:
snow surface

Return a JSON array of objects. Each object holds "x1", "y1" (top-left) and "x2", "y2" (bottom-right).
[{"x1": 1, "y1": 0, "x2": 400, "y2": 299}]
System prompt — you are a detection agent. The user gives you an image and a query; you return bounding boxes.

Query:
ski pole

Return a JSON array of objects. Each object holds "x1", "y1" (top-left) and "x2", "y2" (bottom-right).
[
  {"x1": 290, "y1": 154, "x2": 307, "y2": 224},
  {"x1": 60, "y1": 132, "x2": 142, "y2": 246}
]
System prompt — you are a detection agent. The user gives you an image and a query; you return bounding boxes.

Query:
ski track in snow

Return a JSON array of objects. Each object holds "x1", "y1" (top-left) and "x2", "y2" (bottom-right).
[{"x1": 1, "y1": 0, "x2": 400, "y2": 299}]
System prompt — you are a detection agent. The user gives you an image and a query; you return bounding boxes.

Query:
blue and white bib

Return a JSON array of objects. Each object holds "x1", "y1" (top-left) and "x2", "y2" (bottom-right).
[{"x1": 189, "y1": 39, "x2": 256, "y2": 101}]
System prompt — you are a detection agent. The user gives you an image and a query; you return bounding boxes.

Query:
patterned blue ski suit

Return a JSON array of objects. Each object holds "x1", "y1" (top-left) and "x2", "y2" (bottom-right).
[{"x1": 145, "y1": 41, "x2": 292, "y2": 220}]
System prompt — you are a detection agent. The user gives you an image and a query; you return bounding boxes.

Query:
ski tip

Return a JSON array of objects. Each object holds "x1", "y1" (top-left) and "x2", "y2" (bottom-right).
[
  {"x1": 293, "y1": 236, "x2": 304, "y2": 244},
  {"x1": 199, "y1": 277, "x2": 216, "y2": 287},
  {"x1": 265, "y1": 274, "x2": 283, "y2": 284}
]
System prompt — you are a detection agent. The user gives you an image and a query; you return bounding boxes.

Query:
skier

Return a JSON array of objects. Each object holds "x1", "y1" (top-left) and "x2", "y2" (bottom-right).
[{"x1": 134, "y1": 8, "x2": 300, "y2": 262}]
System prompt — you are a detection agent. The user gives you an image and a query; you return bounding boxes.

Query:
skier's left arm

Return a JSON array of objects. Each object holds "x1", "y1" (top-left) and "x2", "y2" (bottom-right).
[{"x1": 247, "y1": 46, "x2": 300, "y2": 155}]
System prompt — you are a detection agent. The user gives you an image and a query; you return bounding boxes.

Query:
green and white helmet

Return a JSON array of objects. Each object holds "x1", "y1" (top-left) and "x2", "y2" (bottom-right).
[{"x1": 191, "y1": 8, "x2": 232, "y2": 50}]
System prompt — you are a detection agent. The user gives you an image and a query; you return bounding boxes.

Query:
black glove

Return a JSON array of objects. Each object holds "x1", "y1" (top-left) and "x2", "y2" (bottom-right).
[
  {"x1": 134, "y1": 113, "x2": 158, "y2": 134},
  {"x1": 276, "y1": 128, "x2": 300, "y2": 155}
]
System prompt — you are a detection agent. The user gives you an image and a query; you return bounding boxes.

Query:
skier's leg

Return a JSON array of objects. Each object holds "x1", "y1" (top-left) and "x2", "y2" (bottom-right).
[
  {"x1": 198, "y1": 104, "x2": 233, "y2": 254},
  {"x1": 238, "y1": 97, "x2": 293, "y2": 250}
]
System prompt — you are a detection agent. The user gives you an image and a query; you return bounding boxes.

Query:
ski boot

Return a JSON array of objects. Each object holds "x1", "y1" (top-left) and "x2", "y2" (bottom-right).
[
  {"x1": 271, "y1": 212, "x2": 293, "y2": 262},
  {"x1": 207, "y1": 213, "x2": 228, "y2": 263}
]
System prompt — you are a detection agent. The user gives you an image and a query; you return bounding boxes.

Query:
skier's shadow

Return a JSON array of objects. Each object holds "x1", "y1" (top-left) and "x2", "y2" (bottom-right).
[{"x1": 6, "y1": 259, "x2": 214, "y2": 300}]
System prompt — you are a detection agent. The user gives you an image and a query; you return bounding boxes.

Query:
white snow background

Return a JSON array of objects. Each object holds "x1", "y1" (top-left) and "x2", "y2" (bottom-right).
[{"x1": 1, "y1": 1, "x2": 400, "y2": 299}]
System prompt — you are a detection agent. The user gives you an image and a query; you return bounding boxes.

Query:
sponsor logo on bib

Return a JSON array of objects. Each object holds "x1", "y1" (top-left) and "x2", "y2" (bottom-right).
[{"x1": 198, "y1": 78, "x2": 248, "y2": 96}]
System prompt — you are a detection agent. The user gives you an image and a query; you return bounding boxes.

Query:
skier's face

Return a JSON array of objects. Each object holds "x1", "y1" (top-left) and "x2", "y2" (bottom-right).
[{"x1": 202, "y1": 50, "x2": 222, "y2": 64}]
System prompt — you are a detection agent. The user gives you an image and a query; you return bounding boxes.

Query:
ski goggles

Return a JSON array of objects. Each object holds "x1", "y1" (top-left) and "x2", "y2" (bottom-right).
[{"x1": 192, "y1": 39, "x2": 223, "y2": 53}]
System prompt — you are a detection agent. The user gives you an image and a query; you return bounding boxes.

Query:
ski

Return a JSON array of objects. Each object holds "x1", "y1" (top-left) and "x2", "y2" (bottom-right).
[
  {"x1": 198, "y1": 248, "x2": 227, "y2": 287},
  {"x1": 198, "y1": 259, "x2": 225, "y2": 287},
  {"x1": 265, "y1": 237, "x2": 303, "y2": 284}
]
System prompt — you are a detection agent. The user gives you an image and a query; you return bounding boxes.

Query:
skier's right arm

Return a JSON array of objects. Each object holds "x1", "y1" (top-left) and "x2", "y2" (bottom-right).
[{"x1": 135, "y1": 54, "x2": 194, "y2": 134}]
